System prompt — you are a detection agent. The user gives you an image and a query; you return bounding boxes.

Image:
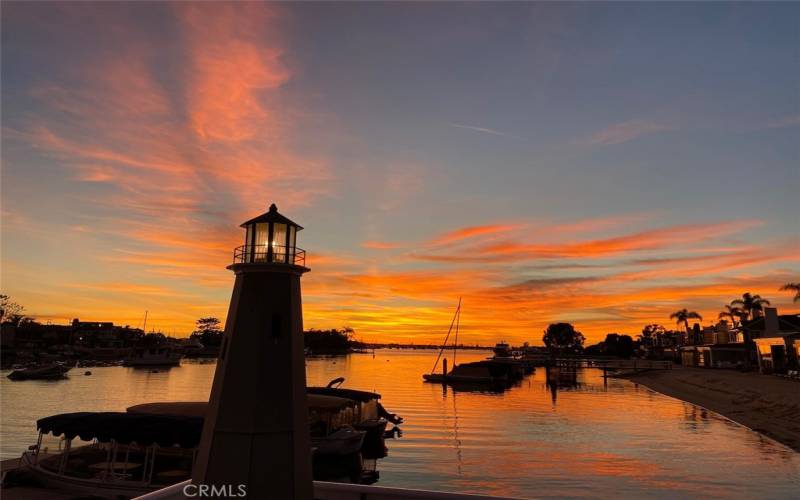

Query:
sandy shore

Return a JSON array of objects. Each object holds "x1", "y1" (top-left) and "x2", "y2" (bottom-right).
[{"x1": 624, "y1": 367, "x2": 800, "y2": 452}]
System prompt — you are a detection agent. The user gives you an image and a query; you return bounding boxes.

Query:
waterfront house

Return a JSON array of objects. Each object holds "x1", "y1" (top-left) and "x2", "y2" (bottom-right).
[
  {"x1": 749, "y1": 308, "x2": 800, "y2": 374},
  {"x1": 679, "y1": 323, "x2": 747, "y2": 369}
]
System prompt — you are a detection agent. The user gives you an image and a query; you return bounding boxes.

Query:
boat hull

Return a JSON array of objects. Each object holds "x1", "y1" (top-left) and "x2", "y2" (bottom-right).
[
  {"x1": 7, "y1": 365, "x2": 70, "y2": 381},
  {"x1": 18, "y1": 452, "x2": 154, "y2": 499},
  {"x1": 122, "y1": 359, "x2": 181, "y2": 367}
]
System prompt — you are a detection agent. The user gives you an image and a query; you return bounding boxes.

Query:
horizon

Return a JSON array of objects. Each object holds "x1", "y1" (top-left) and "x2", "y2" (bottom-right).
[{"x1": 2, "y1": 2, "x2": 799, "y2": 345}]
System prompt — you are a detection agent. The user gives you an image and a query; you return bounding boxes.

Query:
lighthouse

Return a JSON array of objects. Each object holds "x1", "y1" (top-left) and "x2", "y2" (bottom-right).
[{"x1": 192, "y1": 203, "x2": 313, "y2": 499}]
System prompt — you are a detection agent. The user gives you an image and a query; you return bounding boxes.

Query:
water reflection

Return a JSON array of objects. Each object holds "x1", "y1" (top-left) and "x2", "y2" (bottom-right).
[
  {"x1": 445, "y1": 388, "x2": 464, "y2": 475},
  {"x1": 544, "y1": 365, "x2": 583, "y2": 405},
  {"x1": 2, "y1": 350, "x2": 798, "y2": 498}
]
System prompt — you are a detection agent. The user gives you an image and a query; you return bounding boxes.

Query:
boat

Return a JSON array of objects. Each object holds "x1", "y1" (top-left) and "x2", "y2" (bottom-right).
[
  {"x1": 13, "y1": 392, "x2": 396, "y2": 498},
  {"x1": 122, "y1": 346, "x2": 182, "y2": 367},
  {"x1": 489, "y1": 341, "x2": 534, "y2": 376},
  {"x1": 14, "y1": 412, "x2": 202, "y2": 498},
  {"x1": 312, "y1": 426, "x2": 366, "y2": 456},
  {"x1": 126, "y1": 379, "x2": 400, "y2": 457},
  {"x1": 423, "y1": 360, "x2": 512, "y2": 385},
  {"x1": 422, "y1": 300, "x2": 523, "y2": 386},
  {"x1": 311, "y1": 426, "x2": 367, "y2": 482},
  {"x1": 7, "y1": 363, "x2": 71, "y2": 381},
  {"x1": 492, "y1": 342, "x2": 512, "y2": 358}
]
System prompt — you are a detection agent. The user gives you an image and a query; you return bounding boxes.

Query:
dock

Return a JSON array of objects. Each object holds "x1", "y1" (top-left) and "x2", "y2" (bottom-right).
[{"x1": 134, "y1": 479, "x2": 523, "y2": 500}]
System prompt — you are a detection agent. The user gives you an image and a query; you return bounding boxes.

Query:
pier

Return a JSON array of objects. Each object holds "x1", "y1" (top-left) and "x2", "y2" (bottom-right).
[
  {"x1": 545, "y1": 357, "x2": 673, "y2": 381},
  {"x1": 550, "y1": 358, "x2": 673, "y2": 371}
]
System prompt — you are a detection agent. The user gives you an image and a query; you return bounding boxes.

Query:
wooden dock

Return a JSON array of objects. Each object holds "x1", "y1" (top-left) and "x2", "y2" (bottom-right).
[{"x1": 548, "y1": 358, "x2": 673, "y2": 378}]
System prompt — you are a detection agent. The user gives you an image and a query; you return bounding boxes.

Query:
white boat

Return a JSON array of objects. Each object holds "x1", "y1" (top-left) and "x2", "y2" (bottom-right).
[{"x1": 122, "y1": 346, "x2": 182, "y2": 367}]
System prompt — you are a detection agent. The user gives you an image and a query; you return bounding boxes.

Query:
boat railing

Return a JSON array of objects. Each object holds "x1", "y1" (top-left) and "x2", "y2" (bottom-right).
[{"x1": 134, "y1": 480, "x2": 523, "y2": 500}]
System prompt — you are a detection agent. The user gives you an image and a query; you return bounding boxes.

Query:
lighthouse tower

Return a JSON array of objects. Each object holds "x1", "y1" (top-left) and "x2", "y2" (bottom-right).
[{"x1": 193, "y1": 203, "x2": 313, "y2": 499}]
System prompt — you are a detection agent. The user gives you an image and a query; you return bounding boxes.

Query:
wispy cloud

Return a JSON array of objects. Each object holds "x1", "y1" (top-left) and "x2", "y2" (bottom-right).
[
  {"x1": 430, "y1": 223, "x2": 523, "y2": 246},
  {"x1": 2, "y1": 3, "x2": 334, "y2": 334},
  {"x1": 450, "y1": 123, "x2": 508, "y2": 137},
  {"x1": 762, "y1": 114, "x2": 800, "y2": 130},
  {"x1": 588, "y1": 119, "x2": 670, "y2": 146},
  {"x1": 4, "y1": 4, "x2": 798, "y2": 344},
  {"x1": 361, "y1": 241, "x2": 402, "y2": 250}
]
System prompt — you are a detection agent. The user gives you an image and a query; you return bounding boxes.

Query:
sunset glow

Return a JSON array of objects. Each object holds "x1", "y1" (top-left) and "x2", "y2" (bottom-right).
[{"x1": 2, "y1": 2, "x2": 798, "y2": 344}]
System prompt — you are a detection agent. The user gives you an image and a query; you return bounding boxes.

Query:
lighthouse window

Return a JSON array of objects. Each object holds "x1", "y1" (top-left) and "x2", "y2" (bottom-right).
[
  {"x1": 272, "y1": 223, "x2": 287, "y2": 263},
  {"x1": 287, "y1": 226, "x2": 296, "y2": 263},
  {"x1": 254, "y1": 223, "x2": 269, "y2": 261},
  {"x1": 245, "y1": 224, "x2": 254, "y2": 261}
]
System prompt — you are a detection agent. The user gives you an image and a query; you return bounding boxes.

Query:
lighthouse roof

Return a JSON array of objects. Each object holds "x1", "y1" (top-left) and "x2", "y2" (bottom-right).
[{"x1": 240, "y1": 203, "x2": 303, "y2": 230}]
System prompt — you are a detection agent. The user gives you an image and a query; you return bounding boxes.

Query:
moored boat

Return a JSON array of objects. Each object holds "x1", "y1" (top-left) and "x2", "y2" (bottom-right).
[
  {"x1": 122, "y1": 346, "x2": 182, "y2": 367},
  {"x1": 15, "y1": 412, "x2": 202, "y2": 498},
  {"x1": 492, "y1": 342, "x2": 512, "y2": 358},
  {"x1": 311, "y1": 426, "x2": 367, "y2": 482},
  {"x1": 422, "y1": 300, "x2": 532, "y2": 387},
  {"x1": 423, "y1": 360, "x2": 512, "y2": 385},
  {"x1": 13, "y1": 393, "x2": 399, "y2": 499},
  {"x1": 126, "y1": 381, "x2": 400, "y2": 457},
  {"x1": 489, "y1": 342, "x2": 534, "y2": 376},
  {"x1": 7, "y1": 363, "x2": 71, "y2": 381}
]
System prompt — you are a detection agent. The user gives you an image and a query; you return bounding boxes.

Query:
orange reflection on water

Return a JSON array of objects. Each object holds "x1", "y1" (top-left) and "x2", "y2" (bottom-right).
[{"x1": 1, "y1": 351, "x2": 798, "y2": 498}]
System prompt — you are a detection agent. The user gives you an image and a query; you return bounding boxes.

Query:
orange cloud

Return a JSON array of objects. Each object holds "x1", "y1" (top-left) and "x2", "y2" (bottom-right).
[
  {"x1": 430, "y1": 223, "x2": 523, "y2": 246},
  {"x1": 178, "y1": 3, "x2": 290, "y2": 142},
  {"x1": 4, "y1": 5, "x2": 798, "y2": 346},
  {"x1": 362, "y1": 241, "x2": 403, "y2": 250},
  {"x1": 414, "y1": 220, "x2": 762, "y2": 263}
]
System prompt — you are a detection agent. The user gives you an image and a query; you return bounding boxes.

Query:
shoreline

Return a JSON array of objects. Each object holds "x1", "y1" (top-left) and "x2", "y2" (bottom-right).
[{"x1": 622, "y1": 367, "x2": 800, "y2": 453}]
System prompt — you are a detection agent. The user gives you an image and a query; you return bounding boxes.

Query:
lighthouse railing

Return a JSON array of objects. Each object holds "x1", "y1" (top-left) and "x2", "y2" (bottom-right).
[{"x1": 233, "y1": 245, "x2": 306, "y2": 266}]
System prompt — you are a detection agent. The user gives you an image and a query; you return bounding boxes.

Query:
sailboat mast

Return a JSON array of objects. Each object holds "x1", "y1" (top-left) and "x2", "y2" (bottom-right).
[
  {"x1": 430, "y1": 298, "x2": 462, "y2": 375},
  {"x1": 452, "y1": 298, "x2": 461, "y2": 368},
  {"x1": 142, "y1": 310, "x2": 148, "y2": 334}
]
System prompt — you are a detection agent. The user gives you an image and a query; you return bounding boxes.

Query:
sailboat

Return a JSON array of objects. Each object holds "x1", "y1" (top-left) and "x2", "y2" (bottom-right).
[{"x1": 422, "y1": 300, "x2": 514, "y2": 385}]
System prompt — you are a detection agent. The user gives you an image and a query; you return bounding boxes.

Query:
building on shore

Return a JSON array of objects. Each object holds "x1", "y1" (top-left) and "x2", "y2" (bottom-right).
[
  {"x1": 679, "y1": 322, "x2": 747, "y2": 369},
  {"x1": 749, "y1": 308, "x2": 800, "y2": 374},
  {"x1": 0, "y1": 319, "x2": 146, "y2": 368},
  {"x1": 679, "y1": 343, "x2": 747, "y2": 369}
]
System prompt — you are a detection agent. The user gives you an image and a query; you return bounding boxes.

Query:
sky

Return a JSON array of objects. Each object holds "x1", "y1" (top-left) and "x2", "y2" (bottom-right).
[{"x1": 1, "y1": 2, "x2": 798, "y2": 345}]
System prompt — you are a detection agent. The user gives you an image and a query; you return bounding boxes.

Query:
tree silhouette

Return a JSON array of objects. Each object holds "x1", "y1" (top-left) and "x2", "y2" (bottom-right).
[
  {"x1": 542, "y1": 323, "x2": 585, "y2": 354},
  {"x1": 779, "y1": 283, "x2": 800, "y2": 303},
  {"x1": 669, "y1": 309, "x2": 702, "y2": 336},
  {"x1": 731, "y1": 292, "x2": 771, "y2": 321},
  {"x1": 602, "y1": 333, "x2": 635, "y2": 358},
  {"x1": 640, "y1": 324, "x2": 666, "y2": 347},
  {"x1": 191, "y1": 317, "x2": 224, "y2": 347},
  {"x1": 0, "y1": 294, "x2": 26, "y2": 325},
  {"x1": 718, "y1": 304, "x2": 745, "y2": 328}
]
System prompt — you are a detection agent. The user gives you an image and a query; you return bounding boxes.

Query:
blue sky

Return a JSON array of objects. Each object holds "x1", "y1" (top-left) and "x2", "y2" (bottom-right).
[{"x1": 2, "y1": 2, "x2": 798, "y2": 342}]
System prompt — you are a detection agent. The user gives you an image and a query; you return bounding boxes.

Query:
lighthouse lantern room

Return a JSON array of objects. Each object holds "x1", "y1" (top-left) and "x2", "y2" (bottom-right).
[{"x1": 235, "y1": 203, "x2": 305, "y2": 266}]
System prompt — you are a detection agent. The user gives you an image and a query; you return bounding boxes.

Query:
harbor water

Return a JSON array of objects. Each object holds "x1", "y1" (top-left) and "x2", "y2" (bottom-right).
[{"x1": 2, "y1": 350, "x2": 799, "y2": 498}]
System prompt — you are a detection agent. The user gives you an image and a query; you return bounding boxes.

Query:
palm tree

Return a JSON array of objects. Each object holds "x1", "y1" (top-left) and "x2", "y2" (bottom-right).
[
  {"x1": 779, "y1": 283, "x2": 800, "y2": 303},
  {"x1": 718, "y1": 304, "x2": 744, "y2": 328},
  {"x1": 731, "y1": 292, "x2": 771, "y2": 321},
  {"x1": 670, "y1": 309, "x2": 703, "y2": 343}
]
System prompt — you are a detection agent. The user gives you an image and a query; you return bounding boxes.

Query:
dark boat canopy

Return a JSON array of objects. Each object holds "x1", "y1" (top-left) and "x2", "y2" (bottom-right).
[
  {"x1": 306, "y1": 387, "x2": 380, "y2": 402},
  {"x1": 126, "y1": 394, "x2": 361, "y2": 418},
  {"x1": 37, "y1": 412, "x2": 203, "y2": 448}
]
